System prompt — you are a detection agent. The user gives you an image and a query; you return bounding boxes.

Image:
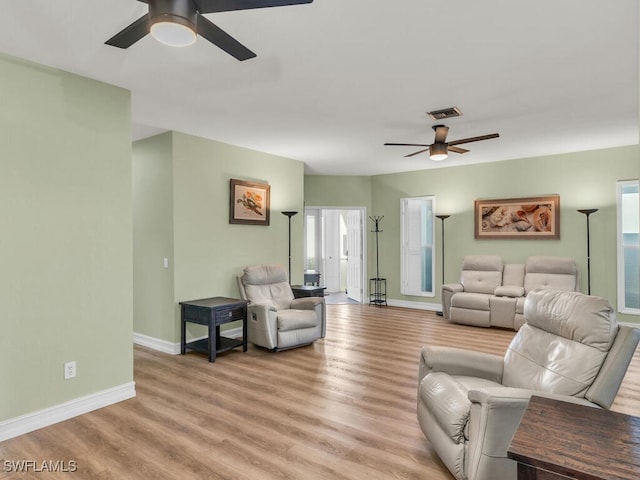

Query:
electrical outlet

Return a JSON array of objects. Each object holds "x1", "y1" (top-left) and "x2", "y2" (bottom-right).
[{"x1": 64, "y1": 361, "x2": 76, "y2": 380}]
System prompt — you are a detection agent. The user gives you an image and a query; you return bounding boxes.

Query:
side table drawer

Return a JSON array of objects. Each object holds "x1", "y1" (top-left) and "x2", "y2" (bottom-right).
[
  {"x1": 215, "y1": 305, "x2": 246, "y2": 324},
  {"x1": 182, "y1": 306, "x2": 211, "y2": 325}
]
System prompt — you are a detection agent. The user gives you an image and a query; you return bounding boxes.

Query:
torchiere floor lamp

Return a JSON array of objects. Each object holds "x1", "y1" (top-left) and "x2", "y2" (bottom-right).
[
  {"x1": 282, "y1": 211, "x2": 298, "y2": 282},
  {"x1": 435, "y1": 214, "x2": 450, "y2": 316},
  {"x1": 577, "y1": 208, "x2": 598, "y2": 295}
]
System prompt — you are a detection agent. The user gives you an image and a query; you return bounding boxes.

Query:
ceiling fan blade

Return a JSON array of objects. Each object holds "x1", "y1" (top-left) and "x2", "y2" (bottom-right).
[
  {"x1": 195, "y1": 0, "x2": 312, "y2": 14},
  {"x1": 196, "y1": 14, "x2": 256, "y2": 60},
  {"x1": 405, "y1": 148, "x2": 430, "y2": 158},
  {"x1": 105, "y1": 14, "x2": 150, "y2": 48},
  {"x1": 448, "y1": 146, "x2": 469, "y2": 154},
  {"x1": 384, "y1": 143, "x2": 431, "y2": 147},
  {"x1": 448, "y1": 133, "x2": 499, "y2": 146},
  {"x1": 433, "y1": 125, "x2": 449, "y2": 144}
]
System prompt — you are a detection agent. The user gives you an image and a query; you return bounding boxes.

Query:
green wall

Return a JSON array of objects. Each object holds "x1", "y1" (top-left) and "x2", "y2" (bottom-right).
[
  {"x1": 133, "y1": 133, "x2": 175, "y2": 342},
  {"x1": 0, "y1": 54, "x2": 134, "y2": 420},
  {"x1": 133, "y1": 131, "x2": 306, "y2": 343},
  {"x1": 306, "y1": 145, "x2": 640, "y2": 323},
  {"x1": 304, "y1": 175, "x2": 372, "y2": 208}
]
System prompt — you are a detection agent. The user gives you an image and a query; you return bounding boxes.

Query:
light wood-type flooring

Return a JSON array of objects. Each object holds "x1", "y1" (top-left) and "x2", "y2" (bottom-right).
[{"x1": 2, "y1": 304, "x2": 640, "y2": 479}]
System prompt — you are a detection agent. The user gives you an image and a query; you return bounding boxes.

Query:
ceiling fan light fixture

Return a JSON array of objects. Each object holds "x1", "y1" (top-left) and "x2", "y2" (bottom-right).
[
  {"x1": 429, "y1": 144, "x2": 448, "y2": 161},
  {"x1": 150, "y1": 16, "x2": 196, "y2": 47}
]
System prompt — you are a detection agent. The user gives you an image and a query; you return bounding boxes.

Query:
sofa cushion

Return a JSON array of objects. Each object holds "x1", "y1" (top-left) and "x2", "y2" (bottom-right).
[
  {"x1": 242, "y1": 264, "x2": 289, "y2": 284},
  {"x1": 502, "y1": 263, "x2": 525, "y2": 289},
  {"x1": 524, "y1": 273, "x2": 576, "y2": 294},
  {"x1": 503, "y1": 290, "x2": 617, "y2": 397},
  {"x1": 460, "y1": 256, "x2": 503, "y2": 295},
  {"x1": 277, "y1": 309, "x2": 319, "y2": 332},
  {"x1": 244, "y1": 282, "x2": 294, "y2": 310},
  {"x1": 523, "y1": 256, "x2": 577, "y2": 294},
  {"x1": 494, "y1": 285, "x2": 525, "y2": 297},
  {"x1": 451, "y1": 292, "x2": 491, "y2": 311},
  {"x1": 242, "y1": 264, "x2": 294, "y2": 310},
  {"x1": 526, "y1": 256, "x2": 577, "y2": 275},
  {"x1": 524, "y1": 289, "x2": 617, "y2": 351},
  {"x1": 461, "y1": 270, "x2": 503, "y2": 295}
]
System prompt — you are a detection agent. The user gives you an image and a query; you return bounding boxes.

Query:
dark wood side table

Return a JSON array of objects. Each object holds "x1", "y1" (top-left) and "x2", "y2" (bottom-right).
[
  {"x1": 291, "y1": 285, "x2": 326, "y2": 298},
  {"x1": 508, "y1": 395, "x2": 640, "y2": 480},
  {"x1": 179, "y1": 296, "x2": 249, "y2": 362}
]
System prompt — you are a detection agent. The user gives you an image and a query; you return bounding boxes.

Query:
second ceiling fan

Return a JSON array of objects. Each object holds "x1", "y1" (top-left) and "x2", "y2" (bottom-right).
[
  {"x1": 385, "y1": 125, "x2": 499, "y2": 161},
  {"x1": 105, "y1": 0, "x2": 313, "y2": 61}
]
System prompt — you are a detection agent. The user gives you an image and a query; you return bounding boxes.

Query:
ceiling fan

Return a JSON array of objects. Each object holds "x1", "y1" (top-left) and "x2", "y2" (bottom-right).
[
  {"x1": 385, "y1": 125, "x2": 499, "y2": 161},
  {"x1": 105, "y1": 0, "x2": 313, "y2": 61}
]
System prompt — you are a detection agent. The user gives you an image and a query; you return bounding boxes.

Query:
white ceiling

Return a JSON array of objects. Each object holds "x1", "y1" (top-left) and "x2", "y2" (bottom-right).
[{"x1": 0, "y1": 0, "x2": 637, "y2": 175}]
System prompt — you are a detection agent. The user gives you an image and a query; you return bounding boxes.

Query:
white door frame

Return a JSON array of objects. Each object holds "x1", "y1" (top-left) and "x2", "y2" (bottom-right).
[
  {"x1": 345, "y1": 209, "x2": 364, "y2": 302},
  {"x1": 304, "y1": 206, "x2": 367, "y2": 302}
]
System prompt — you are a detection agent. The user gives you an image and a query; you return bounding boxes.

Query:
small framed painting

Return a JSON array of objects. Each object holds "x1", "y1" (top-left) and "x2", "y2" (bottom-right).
[
  {"x1": 474, "y1": 195, "x2": 560, "y2": 239},
  {"x1": 229, "y1": 179, "x2": 271, "y2": 226}
]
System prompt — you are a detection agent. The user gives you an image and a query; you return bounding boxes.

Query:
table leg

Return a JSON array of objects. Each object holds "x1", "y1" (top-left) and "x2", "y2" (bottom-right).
[
  {"x1": 180, "y1": 309, "x2": 186, "y2": 355},
  {"x1": 208, "y1": 321, "x2": 217, "y2": 363},
  {"x1": 242, "y1": 310, "x2": 248, "y2": 352}
]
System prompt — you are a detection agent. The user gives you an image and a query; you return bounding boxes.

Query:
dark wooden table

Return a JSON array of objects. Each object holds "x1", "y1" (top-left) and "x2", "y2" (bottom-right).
[
  {"x1": 179, "y1": 296, "x2": 248, "y2": 362},
  {"x1": 291, "y1": 285, "x2": 326, "y2": 298},
  {"x1": 507, "y1": 395, "x2": 640, "y2": 480}
]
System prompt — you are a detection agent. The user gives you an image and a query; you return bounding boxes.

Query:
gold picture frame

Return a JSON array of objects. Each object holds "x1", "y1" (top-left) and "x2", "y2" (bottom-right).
[
  {"x1": 474, "y1": 195, "x2": 560, "y2": 239},
  {"x1": 229, "y1": 179, "x2": 270, "y2": 226}
]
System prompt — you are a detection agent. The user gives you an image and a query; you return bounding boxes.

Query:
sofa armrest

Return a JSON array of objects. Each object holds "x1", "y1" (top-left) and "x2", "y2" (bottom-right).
[
  {"x1": 441, "y1": 283, "x2": 464, "y2": 319},
  {"x1": 464, "y1": 387, "x2": 598, "y2": 479},
  {"x1": 467, "y1": 387, "x2": 597, "y2": 472},
  {"x1": 247, "y1": 303, "x2": 278, "y2": 349},
  {"x1": 442, "y1": 283, "x2": 464, "y2": 293},
  {"x1": 419, "y1": 345, "x2": 504, "y2": 384},
  {"x1": 291, "y1": 297, "x2": 326, "y2": 338},
  {"x1": 468, "y1": 388, "x2": 598, "y2": 408},
  {"x1": 494, "y1": 285, "x2": 525, "y2": 297}
]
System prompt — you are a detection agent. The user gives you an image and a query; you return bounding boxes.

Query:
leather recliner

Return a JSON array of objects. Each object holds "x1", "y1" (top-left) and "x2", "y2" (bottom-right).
[
  {"x1": 237, "y1": 264, "x2": 326, "y2": 351},
  {"x1": 418, "y1": 289, "x2": 640, "y2": 480}
]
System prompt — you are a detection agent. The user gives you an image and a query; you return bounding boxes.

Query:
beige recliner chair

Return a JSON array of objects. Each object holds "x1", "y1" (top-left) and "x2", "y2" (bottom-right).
[
  {"x1": 442, "y1": 255, "x2": 504, "y2": 327},
  {"x1": 237, "y1": 264, "x2": 326, "y2": 351},
  {"x1": 417, "y1": 289, "x2": 640, "y2": 480}
]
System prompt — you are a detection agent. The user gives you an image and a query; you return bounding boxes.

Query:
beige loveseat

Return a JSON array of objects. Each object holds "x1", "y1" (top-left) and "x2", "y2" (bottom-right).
[
  {"x1": 418, "y1": 289, "x2": 640, "y2": 480},
  {"x1": 442, "y1": 255, "x2": 579, "y2": 330}
]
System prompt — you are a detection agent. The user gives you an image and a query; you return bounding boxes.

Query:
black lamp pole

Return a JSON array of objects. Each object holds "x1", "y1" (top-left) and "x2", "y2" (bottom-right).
[
  {"x1": 435, "y1": 215, "x2": 450, "y2": 316},
  {"x1": 577, "y1": 209, "x2": 598, "y2": 295},
  {"x1": 282, "y1": 211, "x2": 298, "y2": 282}
]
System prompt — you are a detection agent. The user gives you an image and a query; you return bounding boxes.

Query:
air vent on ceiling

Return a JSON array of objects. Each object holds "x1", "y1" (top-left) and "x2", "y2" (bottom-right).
[{"x1": 427, "y1": 106, "x2": 463, "y2": 120}]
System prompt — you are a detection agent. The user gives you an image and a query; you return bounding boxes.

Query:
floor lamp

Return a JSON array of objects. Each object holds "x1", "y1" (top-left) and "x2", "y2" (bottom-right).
[
  {"x1": 435, "y1": 215, "x2": 450, "y2": 316},
  {"x1": 577, "y1": 209, "x2": 598, "y2": 295},
  {"x1": 282, "y1": 211, "x2": 298, "y2": 283}
]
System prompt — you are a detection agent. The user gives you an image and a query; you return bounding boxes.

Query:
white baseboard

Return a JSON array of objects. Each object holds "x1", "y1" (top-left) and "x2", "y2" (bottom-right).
[
  {"x1": 133, "y1": 332, "x2": 181, "y2": 355},
  {"x1": 0, "y1": 382, "x2": 136, "y2": 442},
  {"x1": 386, "y1": 299, "x2": 442, "y2": 311},
  {"x1": 133, "y1": 327, "x2": 244, "y2": 355}
]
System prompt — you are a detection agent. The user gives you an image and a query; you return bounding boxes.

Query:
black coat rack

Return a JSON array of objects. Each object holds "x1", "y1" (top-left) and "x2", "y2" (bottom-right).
[{"x1": 369, "y1": 216, "x2": 387, "y2": 306}]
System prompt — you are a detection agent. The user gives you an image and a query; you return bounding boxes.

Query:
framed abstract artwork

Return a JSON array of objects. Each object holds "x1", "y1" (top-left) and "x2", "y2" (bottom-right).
[
  {"x1": 229, "y1": 179, "x2": 270, "y2": 226},
  {"x1": 474, "y1": 195, "x2": 560, "y2": 239}
]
